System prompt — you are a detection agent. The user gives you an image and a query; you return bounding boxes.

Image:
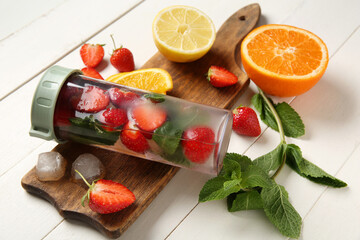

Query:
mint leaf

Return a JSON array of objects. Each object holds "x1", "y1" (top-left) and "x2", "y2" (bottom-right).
[
  {"x1": 228, "y1": 190, "x2": 263, "y2": 212},
  {"x1": 220, "y1": 153, "x2": 252, "y2": 174},
  {"x1": 144, "y1": 93, "x2": 165, "y2": 103},
  {"x1": 170, "y1": 105, "x2": 209, "y2": 129},
  {"x1": 218, "y1": 153, "x2": 247, "y2": 179},
  {"x1": 275, "y1": 103, "x2": 305, "y2": 138},
  {"x1": 220, "y1": 158, "x2": 241, "y2": 180},
  {"x1": 252, "y1": 93, "x2": 278, "y2": 131},
  {"x1": 261, "y1": 183, "x2": 302, "y2": 238},
  {"x1": 253, "y1": 143, "x2": 286, "y2": 174},
  {"x1": 162, "y1": 144, "x2": 191, "y2": 167},
  {"x1": 286, "y1": 144, "x2": 347, "y2": 188},
  {"x1": 199, "y1": 177, "x2": 242, "y2": 202},
  {"x1": 252, "y1": 94, "x2": 305, "y2": 138},
  {"x1": 153, "y1": 121, "x2": 183, "y2": 155},
  {"x1": 68, "y1": 116, "x2": 120, "y2": 145},
  {"x1": 241, "y1": 165, "x2": 273, "y2": 188}
]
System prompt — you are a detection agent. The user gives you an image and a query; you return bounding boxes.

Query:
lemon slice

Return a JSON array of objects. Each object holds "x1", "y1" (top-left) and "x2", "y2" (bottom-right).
[
  {"x1": 152, "y1": 5, "x2": 216, "y2": 62},
  {"x1": 105, "y1": 68, "x2": 173, "y2": 94}
]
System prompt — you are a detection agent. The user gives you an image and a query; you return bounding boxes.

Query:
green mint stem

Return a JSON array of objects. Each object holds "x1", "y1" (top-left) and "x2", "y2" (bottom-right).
[
  {"x1": 257, "y1": 88, "x2": 286, "y2": 179},
  {"x1": 271, "y1": 152, "x2": 286, "y2": 179},
  {"x1": 258, "y1": 88, "x2": 286, "y2": 144}
]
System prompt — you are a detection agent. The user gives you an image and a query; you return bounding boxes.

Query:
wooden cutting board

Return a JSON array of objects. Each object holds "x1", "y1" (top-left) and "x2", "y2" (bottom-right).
[{"x1": 21, "y1": 4, "x2": 260, "y2": 239}]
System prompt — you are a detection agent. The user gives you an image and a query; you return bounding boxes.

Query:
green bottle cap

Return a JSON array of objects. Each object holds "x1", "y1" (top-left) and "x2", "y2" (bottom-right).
[{"x1": 29, "y1": 65, "x2": 82, "y2": 143}]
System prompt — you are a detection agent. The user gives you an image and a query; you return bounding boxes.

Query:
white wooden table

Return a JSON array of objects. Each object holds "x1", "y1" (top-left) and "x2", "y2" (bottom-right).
[{"x1": 1, "y1": 0, "x2": 359, "y2": 239}]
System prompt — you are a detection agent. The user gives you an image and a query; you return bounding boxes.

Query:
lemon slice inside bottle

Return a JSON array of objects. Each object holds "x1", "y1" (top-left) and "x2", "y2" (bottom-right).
[{"x1": 106, "y1": 68, "x2": 173, "y2": 94}]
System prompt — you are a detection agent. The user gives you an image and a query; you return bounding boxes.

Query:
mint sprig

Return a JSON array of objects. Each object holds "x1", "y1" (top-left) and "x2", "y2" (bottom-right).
[
  {"x1": 199, "y1": 88, "x2": 347, "y2": 239},
  {"x1": 252, "y1": 93, "x2": 305, "y2": 138},
  {"x1": 68, "y1": 116, "x2": 120, "y2": 145}
]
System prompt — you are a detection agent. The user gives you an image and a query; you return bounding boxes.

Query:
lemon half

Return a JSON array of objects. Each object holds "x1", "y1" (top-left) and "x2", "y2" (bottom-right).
[{"x1": 152, "y1": 5, "x2": 216, "y2": 62}]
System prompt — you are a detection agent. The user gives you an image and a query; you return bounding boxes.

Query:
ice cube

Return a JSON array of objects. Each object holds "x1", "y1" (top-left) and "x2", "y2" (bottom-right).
[
  {"x1": 36, "y1": 152, "x2": 67, "y2": 181},
  {"x1": 71, "y1": 153, "x2": 106, "y2": 184}
]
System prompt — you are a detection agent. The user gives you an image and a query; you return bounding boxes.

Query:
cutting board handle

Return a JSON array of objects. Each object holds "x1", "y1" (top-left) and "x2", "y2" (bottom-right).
[
  {"x1": 214, "y1": 3, "x2": 261, "y2": 74},
  {"x1": 142, "y1": 3, "x2": 261, "y2": 109}
]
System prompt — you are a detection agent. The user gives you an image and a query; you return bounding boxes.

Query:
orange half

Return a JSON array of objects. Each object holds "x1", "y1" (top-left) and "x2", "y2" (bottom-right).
[{"x1": 241, "y1": 24, "x2": 329, "y2": 97}]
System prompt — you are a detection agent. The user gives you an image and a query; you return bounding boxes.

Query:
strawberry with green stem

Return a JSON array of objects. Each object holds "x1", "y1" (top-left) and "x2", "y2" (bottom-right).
[
  {"x1": 206, "y1": 66, "x2": 238, "y2": 87},
  {"x1": 232, "y1": 106, "x2": 261, "y2": 137},
  {"x1": 75, "y1": 170, "x2": 136, "y2": 214},
  {"x1": 110, "y1": 34, "x2": 135, "y2": 72}
]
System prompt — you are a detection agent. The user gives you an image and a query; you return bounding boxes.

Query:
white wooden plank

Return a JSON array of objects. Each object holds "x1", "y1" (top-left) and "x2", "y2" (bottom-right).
[
  {"x1": 0, "y1": 0, "x2": 65, "y2": 41},
  {"x1": 298, "y1": 26, "x2": 360, "y2": 240},
  {"x1": 282, "y1": 0, "x2": 360, "y2": 56},
  {"x1": 301, "y1": 145, "x2": 360, "y2": 240},
  {"x1": 0, "y1": 141, "x2": 59, "y2": 239},
  {"x1": 167, "y1": 0, "x2": 360, "y2": 239},
  {"x1": 0, "y1": 77, "x2": 48, "y2": 176},
  {"x1": 0, "y1": 0, "x2": 143, "y2": 100}
]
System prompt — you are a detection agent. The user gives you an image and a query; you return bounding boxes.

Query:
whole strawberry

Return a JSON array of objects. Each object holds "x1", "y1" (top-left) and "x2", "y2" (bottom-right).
[
  {"x1": 110, "y1": 35, "x2": 135, "y2": 72},
  {"x1": 182, "y1": 126, "x2": 215, "y2": 163},
  {"x1": 232, "y1": 106, "x2": 261, "y2": 137},
  {"x1": 80, "y1": 43, "x2": 104, "y2": 68},
  {"x1": 207, "y1": 66, "x2": 238, "y2": 87},
  {"x1": 76, "y1": 170, "x2": 136, "y2": 214}
]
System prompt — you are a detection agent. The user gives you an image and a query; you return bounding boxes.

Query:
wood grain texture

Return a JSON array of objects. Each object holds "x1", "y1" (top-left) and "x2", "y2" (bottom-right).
[
  {"x1": 22, "y1": 142, "x2": 177, "y2": 238},
  {"x1": 21, "y1": 4, "x2": 260, "y2": 238},
  {"x1": 143, "y1": 3, "x2": 261, "y2": 108}
]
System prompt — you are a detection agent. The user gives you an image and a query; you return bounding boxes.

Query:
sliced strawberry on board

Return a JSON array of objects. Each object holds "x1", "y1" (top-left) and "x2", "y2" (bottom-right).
[
  {"x1": 74, "y1": 86, "x2": 110, "y2": 113},
  {"x1": 232, "y1": 106, "x2": 261, "y2": 137},
  {"x1": 182, "y1": 126, "x2": 215, "y2": 164},
  {"x1": 81, "y1": 67, "x2": 104, "y2": 80},
  {"x1": 108, "y1": 88, "x2": 139, "y2": 108},
  {"x1": 80, "y1": 43, "x2": 105, "y2": 68},
  {"x1": 132, "y1": 103, "x2": 167, "y2": 132},
  {"x1": 120, "y1": 122, "x2": 149, "y2": 153},
  {"x1": 206, "y1": 66, "x2": 238, "y2": 87},
  {"x1": 75, "y1": 170, "x2": 136, "y2": 214}
]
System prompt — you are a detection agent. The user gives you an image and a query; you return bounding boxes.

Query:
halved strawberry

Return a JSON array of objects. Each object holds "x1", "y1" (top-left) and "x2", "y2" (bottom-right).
[
  {"x1": 80, "y1": 43, "x2": 105, "y2": 68},
  {"x1": 100, "y1": 108, "x2": 128, "y2": 129},
  {"x1": 76, "y1": 170, "x2": 136, "y2": 214},
  {"x1": 74, "y1": 86, "x2": 110, "y2": 113},
  {"x1": 207, "y1": 66, "x2": 238, "y2": 87},
  {"x1": 182, "y1": 126, "x2": 215, "y2": 163},
  {"x1": 120, "y1": 122, "x2": 149, "y2": 153},
  {"x1": 108, "y1": 88, "x2": 139, "y2": 108},
  {"x1": 89, "y1": 179, "x2": 135, "y2": 214},
  {"x1": 132, "y1": 104, "x2": 167, "y2": 132},
  {"x1": 81, "y1": 67, "x2": 104, "y2": 80}
]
